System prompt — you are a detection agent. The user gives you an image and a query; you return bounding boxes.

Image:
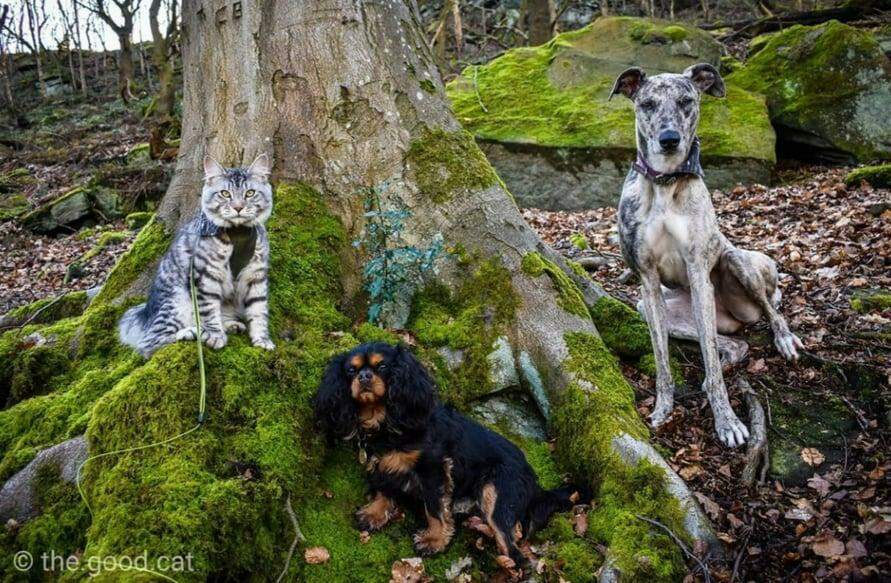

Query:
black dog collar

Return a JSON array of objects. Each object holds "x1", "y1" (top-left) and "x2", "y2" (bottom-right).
[{"x1": 633, "y1": 137, "x2": 704, "y2": 184}]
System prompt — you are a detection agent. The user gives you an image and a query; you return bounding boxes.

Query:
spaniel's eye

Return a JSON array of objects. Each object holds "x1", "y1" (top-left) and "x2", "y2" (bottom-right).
[
  {"x1": 639, "y1": 99, "x2": 657, "y2": 111},
  {"x1": 377, "y1": 363, "x2": 387, "y2": 371},
  {"x1": 245, "y1": 189, "x2": 256, "y2": 198},
  {"x1": 220, "y1": 190, "x2": 232, "y2": 199},
  {"x1": 347, "y1": 366, "x2": 357, "y2": 375}
]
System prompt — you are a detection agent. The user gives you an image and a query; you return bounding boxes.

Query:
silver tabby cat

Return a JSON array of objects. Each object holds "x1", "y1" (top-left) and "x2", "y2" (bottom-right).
[{"x1": 119, "y1": 154, "x2": 275, "y2": 356}]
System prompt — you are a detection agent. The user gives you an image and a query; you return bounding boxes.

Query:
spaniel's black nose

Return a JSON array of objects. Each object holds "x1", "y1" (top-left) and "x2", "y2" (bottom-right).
[{"x1": 358, "y1": 369, "x2": 374, "y2": 385}]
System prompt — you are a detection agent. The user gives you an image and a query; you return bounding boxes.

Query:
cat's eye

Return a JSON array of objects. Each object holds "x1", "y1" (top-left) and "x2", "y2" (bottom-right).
[
  {"x1": 245, "y1": 189, "x2": 256, "y2": 198},
  {"x1": 220, "y1": 190, "x2": 232, "y2": 198}
]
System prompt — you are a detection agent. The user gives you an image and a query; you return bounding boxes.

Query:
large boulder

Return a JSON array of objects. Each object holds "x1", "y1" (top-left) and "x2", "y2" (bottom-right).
[
  {"x1": 447, "y1": 17, "x2": 776, "y2": 210},
  {"x1": 729, "y1": 20, "x2": 891, "y2": 163}
]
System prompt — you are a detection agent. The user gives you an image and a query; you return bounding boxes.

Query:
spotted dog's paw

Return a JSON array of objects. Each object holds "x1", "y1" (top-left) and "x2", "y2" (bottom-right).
[
  {"x1": 775, "y1": 332, "x2": 804, "y2": 362},
  {"x1": 714, "y1": 411, "x2": 749, "y2": 448}
]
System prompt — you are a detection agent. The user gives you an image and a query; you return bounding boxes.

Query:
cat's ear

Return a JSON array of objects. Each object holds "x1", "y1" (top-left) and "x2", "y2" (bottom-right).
[
  {"x1": 247, "y1": 153, "x2": 272, "y2": 181},
  {"x1": 203, "y1": 156, "x2": 226, "y2": 180}
]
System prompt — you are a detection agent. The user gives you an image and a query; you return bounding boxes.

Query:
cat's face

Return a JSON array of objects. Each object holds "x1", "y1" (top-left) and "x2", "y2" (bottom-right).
[{"x1": 201, "y1": 154, "x2": 273, "y2": 227}]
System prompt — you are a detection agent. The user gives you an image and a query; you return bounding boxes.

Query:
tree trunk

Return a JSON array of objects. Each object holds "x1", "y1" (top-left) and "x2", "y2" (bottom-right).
[
  {"x1": 526, "y1": 0, "x2": 555, "y2": 45},
  {"x1": 149, "y1": 0, "x2": 175, "y2": 120},
  {"x1": 0, "y1": 1, "x2": 718, "y2": 580},
  {"x1": 72, "y1": 0, "x2": 87, "y2": 94},
  {"x1": 117, "y1": 31, "x2": 134, "y2": 101}
]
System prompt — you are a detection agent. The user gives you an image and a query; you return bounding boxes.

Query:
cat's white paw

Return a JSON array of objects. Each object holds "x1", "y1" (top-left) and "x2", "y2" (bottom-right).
[
  {"x1": 224, "y1": 321, "x2": 246, "y2": 333},
  {"x1": 252, "y1": 337, "x2": 275, "y2": 351},
  {"x1": 202, "y1": 331, "x2": 228, "y2": 349},
  {"x1": 175, "y1": 328, "x2": 198, "y2": 341}
]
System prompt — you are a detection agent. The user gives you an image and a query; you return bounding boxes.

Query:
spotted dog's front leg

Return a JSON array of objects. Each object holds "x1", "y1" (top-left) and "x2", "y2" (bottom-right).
[
  {"x1": 687, "y1": 259, "x2": 749, "y2": 447},
  {"x1": 638, "y1": 269, "x2": 676, "y2": 428}
]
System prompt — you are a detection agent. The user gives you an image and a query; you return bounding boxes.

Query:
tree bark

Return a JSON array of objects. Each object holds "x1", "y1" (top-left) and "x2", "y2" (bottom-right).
[
  {"x1": 525, "y1": 0, "x2": 555, "y2": 45},
  {"x1": 117, "y1": 32, "x2": 134, "y2": 101},
  {"x1": 149, "y1": 0, "x2": 176, "y2": 120}
]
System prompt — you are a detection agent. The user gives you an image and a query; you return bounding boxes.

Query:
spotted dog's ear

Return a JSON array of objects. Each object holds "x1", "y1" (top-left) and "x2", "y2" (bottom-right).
[
  {"x1": 610, "y1": 67, "x2": 646, "y2": 101},
  {"x1": 683, "y1": 63, "x2": 725, "y2": 97}
]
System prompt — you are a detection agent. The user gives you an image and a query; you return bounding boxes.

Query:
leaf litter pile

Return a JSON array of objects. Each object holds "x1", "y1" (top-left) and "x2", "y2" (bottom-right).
[{"x1": 526, "y1": 165, "x2": 889, "y2": 581}]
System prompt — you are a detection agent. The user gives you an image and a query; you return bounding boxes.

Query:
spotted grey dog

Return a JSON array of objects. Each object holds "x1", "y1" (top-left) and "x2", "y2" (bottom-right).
[{"x1": 610, "y1": 64, "x2": 803, "y2": 447}]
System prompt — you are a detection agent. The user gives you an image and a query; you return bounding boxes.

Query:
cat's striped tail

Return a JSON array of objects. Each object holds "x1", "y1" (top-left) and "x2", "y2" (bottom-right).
[{"x1": 118, "y1": 303, "x2": 147, "y2": 352}]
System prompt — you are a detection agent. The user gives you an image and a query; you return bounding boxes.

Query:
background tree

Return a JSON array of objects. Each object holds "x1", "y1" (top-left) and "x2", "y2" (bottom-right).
[
  {"x1": 526, "y1": 0, "x2": 556, "y2": 44},
  {"x1": 148, "y1": 0, "x2": 177, "y2": 121},
  {"x1": 76, "y1": 0, "x2": 141, "y2": 100}
]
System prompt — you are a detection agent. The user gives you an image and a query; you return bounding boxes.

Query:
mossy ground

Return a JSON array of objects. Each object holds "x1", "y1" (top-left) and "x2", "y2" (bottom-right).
[{"x1": 447, "y1": 16, "x2": 775, "y2": 165}]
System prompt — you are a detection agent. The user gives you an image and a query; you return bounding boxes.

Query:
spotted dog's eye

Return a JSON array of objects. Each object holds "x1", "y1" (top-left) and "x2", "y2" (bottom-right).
[
  {"x1": 678, "y1": 97, "x2": 694, "y2": 108},
  {"x1": 220, "y1": 190, "x2": 232, "y2": 199},
  {"x1": 245, "y1": 189, "x2": 256, "y2": 198},
  {"x1": 639, "y1": 99, "x2": 657, "y2": 112}
]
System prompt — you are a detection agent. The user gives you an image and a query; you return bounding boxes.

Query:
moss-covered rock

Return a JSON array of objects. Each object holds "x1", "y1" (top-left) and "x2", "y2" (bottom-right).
[
  {"x1": 845, "y1": 163, "x2": 891, "y2": 188},
  {"x1": 124, "y1": 211, "x2": 154, "y2": 230},
  {"x1": 850, "y1": 289, "x2": 891, "y2": 313},
  {"x1": 728, "y1": 21, "x2": 891, "y2": 162},
  {"x1": 589, "y1": 295, "x2": 651, "y2": 358},
  {"x1": 447, "y1": 16, "x2": 775, "y2": 209},
  {"x1": 0, "y1": 291, "x2": 90, "y2": 329},
  {"x1": 19, "y1": 185, "x2": 123, "y2": 233}
]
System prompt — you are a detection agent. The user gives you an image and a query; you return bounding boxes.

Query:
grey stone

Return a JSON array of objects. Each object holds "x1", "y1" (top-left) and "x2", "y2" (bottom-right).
[
  {"x1": 486, "y1": 336, "x2": 519, "y2": 393},
  {"x1": 471, "y1": 390, "x2": 548, "y2": 441}
]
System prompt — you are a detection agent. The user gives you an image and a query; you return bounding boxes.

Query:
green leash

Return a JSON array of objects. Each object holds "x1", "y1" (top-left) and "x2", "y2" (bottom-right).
[{"x1": 72, "y1": 258, "x2": 210, "y2": 582}]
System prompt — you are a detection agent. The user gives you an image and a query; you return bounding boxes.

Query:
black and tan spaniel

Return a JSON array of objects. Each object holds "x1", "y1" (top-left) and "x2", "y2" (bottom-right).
[{"x1": 313, "y1": 342, "x2": 589, "y2": 574}]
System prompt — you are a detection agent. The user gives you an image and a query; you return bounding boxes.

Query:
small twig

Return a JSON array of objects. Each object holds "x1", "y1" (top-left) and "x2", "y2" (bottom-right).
[
  {"x1": 837, "y1": 393, "x2": 869, "y2": 431},
  {"x1": 730, "y1": 528, "x2": 753, "y2": 583},
  {"x1": 635, "y1": 515, "x2": 712, "y2": 583},
  {"x1": 472, "y1": 65, "x2": 487, "y2": 113},
  {"x1": 738, "y1": 378, "x2": 768, "y2": 487},
  {"x1": 276, "y1": 494, "x2": 305, "y2": 583}
]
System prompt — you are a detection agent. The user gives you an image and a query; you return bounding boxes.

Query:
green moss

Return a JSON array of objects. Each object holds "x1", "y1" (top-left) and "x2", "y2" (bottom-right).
[
  {"x1": 125, "y1": 211, "x2": 154, "y2": 230},
  {"x1": 534, "y1": 514, "x2": 602, "y2": 582},
  {"x1": 405, "y1": 127, "x2": 500, "y2": 203},
  {"x1": 728, "y1": 21, "x2": 891, "y2": 161},
  {"x1": 0, "y1": 192, "x2": 29, "y2": 220},
  {"x1": 569, "y1": 232, "x2": 589, "y2": 250},
  {"x1": 589, "y1": 295, "x2": 651, "y2": 358},
  {"x1": 521, "y1": 252, "x2": 588, "y2": 319},
  {"x1": 353, "y1": 322, "x2": 403, "y2": 345},
  {"x1": 419, "y1": 78, "x2": 436, "y2": 94},
  {"x1": 447, "y1": 17, "x2": 775, "y2": 164},
  {"x1": 636, "y1": 353, "x2": 684, "y2": 386},
  {"x1": 1, "y1": 290, "x2": 90, "y2": 327},
  {"x1": 0, "y1": 464, "x2": 89, "y2": 579},
  {"x1": 408, "y1": 258, "x2": 519, "y2": 407},
  {"x1": 850, "y1": 289, "x2": 891, "y2": 313},
  {"x1": 845, "y1": 164, "x2": 891, "y2": 188},
  {"x1": 549, "y1": 332, "x2": 686, "y2": 581},
  {"x1": 79, "y1": 230, "x2": 129, "y2": 263},
  {"x1": 89, "y1": 215, "x2": 171, "y2": 307}
]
